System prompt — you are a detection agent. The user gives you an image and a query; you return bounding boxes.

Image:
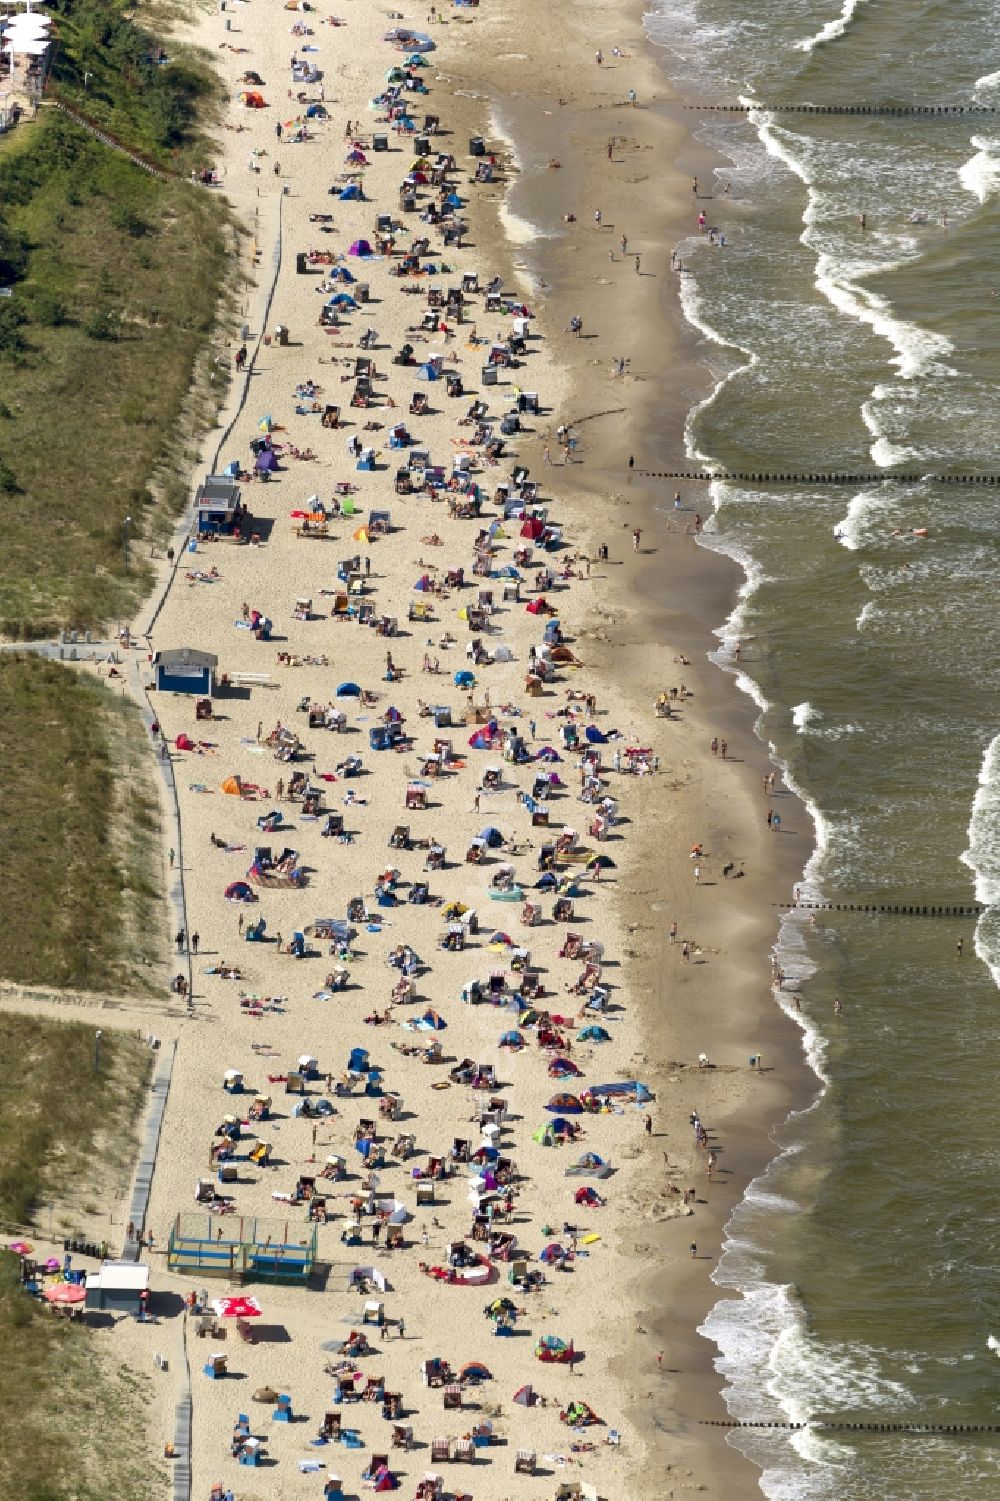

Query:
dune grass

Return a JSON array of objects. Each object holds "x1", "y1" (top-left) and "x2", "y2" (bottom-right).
[
  {"x1": 0, "y1": 1012, "x2": 151, "y2": 1228},
  {"x1": 0, "y1": 111, "x2": 232, "y2": 637},
  {"x1": 0, "y1": 657, "x2": 165, "y2": 993},
  {"x1": 0, "y1": 1013, "x2": 158, "y2": 1500}
]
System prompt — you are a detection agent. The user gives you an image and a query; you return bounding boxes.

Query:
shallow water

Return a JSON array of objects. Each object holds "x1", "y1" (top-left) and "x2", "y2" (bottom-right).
[{"x1": 646, "y1": 1, "x2": 1000, "y2": 1496}]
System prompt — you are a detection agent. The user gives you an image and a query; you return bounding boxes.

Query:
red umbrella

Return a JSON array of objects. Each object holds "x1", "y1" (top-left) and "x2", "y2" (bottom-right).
[
  {"x1": 8, "y1": 1240, "x2": 33, "y2": 1255},
  {"x1": 43, "y1": 1283, "x2": 86, "y2": 1305},
  {"x1": 212, "y1": 1295, "x2": 263, "y2": 1319}
]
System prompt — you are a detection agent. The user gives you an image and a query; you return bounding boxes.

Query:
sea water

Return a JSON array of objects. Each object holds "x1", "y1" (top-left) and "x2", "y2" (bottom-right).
[{"x1": 645, "y1": 1, "x2": 1000, "y2": 1496}]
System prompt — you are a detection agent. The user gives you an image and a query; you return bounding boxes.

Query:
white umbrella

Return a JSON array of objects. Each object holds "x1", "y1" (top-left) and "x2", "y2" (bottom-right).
[{"x1": 4, "y1": 37, "x2": 48, "y2": 53}]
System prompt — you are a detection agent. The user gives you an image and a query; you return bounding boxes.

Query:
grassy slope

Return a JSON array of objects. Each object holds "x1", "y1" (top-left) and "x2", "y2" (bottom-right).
[
  {"x1": 0, "y1": 115, "x2": 229, "y2": 635},
  {"x1": 0, "y1": 656, "x2": 164, "y2": 992}
]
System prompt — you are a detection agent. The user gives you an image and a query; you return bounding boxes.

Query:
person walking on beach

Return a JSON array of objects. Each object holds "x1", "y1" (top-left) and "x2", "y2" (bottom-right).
[
  {"x1": 710, "y1": 736, "x2": 718, "y2": 756},
  {"x1": 621, "y1": 233, "x2": 628, "y2": 254},
  {"x1": 634, "y1": 254, "x2": 641, "y2": 273},
  {"x1": 693, "y1": 864, "x2": 701, "y2": 884},
  {"x1": 632, "y1": 527, "x2": 641, "y2": 551},
  {"x1": 594, "y1": 208, "x2": 602, "y2": 227},
  {"x1": 719, "y1": 739, "x2": 727, "y2": 758},
  {"x1": 628, "y1": 454, "x2": 635, "y2": 478},
  {"x1": 690, "y1": 1242, "x2": 698, "y2": 1258},
  {"x1": 168, "y1": 847, "x2": 175, "y2": 869},
  {"x1": 681, "y1": 941, "x2": 691, "y2": 962},
  {"x1": 175, "y1": 929, "x2": 185, "y2": 953},
  {"x1": 669, "y1": 920, "x2": 678, "y2": 943},
  {"x1": 766, "y1": 808, "x2": 773, "y2": 828},
  {"x1": 957, "y1": 937, "x2": 964, "y2": 958}
]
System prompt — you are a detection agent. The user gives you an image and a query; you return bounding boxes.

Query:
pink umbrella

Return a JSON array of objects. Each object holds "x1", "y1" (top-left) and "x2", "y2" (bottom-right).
[
  {"x1": 43, "y1": 1283, "x2": 86, "y2": 1305},
  {"x1": 212, "y1": 1295, "x2": 263, "y2": 1319},
  {"x1": 8, "y1": 1240, "x2": 33, "y2": 1255}
]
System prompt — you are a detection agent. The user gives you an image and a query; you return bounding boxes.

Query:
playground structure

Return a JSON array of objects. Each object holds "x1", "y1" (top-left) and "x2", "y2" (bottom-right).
[{"x1": 168, "y1": 1213, "x2": 317, "y2": 1283}]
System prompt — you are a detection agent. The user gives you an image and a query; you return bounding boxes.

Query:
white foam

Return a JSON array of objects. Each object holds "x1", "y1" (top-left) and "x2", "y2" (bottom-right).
[
  {"x1": 958, "y1": 136, "x2": 1000, "y2": 204},
  {"x1": 834, "y1": 485, "x2": 889, "y2": 550},
  {"x1": 745, "y1": 101, "x2": 956, "y2": 463},
  {"x1": 974, "y1": 69, "x2": 1000, "y2": 94},
  {"x1": 855, "y1": 600, "x2": 876, "y2": 631},
  {"x1": 791, "y1": 701, "x2": 818, "y2": 732},
  {"x1": 960, "y1": 733, "x2": 1000, "y2": 988},
  {"x1": 795, "y1": 0, "x2": 869, "y2": 53}
]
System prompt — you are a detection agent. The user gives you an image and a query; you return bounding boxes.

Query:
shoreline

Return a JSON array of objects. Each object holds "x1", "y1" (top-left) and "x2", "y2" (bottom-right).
[{"x1": 484, "y1": 1, "x2": 819, "y2": 1490}]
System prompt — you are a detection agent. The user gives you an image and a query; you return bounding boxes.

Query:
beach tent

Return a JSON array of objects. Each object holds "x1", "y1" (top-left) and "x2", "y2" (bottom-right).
[
  {"x1": 577, "y1": 1025, "x2": 610, "y2": 1043},
  {"x1": 330, "y1": 266, "x2": 356, "y2": 283},
  {"x1": 259, "y1": 414, "x2": 275, "y2": 432},
  {"x1": 453, "y1": 670, "x2": 475, "y2": 688},
  {"x1": 586, "y1": 1081, "x2": 652, "y2": 1103},
  {"x1": 349, "y1": 238, "x2": 374, "y2": 257},
  {"x1": 535, "y1": 1334, "x2": 574, "y2": 1364},
  {"x1": 546, "y1": 1093, "x2": 583, "y2": 1114},
  {"x1": 460, "y1": 1361, "x2": 491, "y2": 1382},
  {"x1": 538, "y1": 1244, "x2": 565, "y2": 1265},
  {"x1": 221, "y1": 775, "x2": 243, "y2": 795},
  {"x1": 548, "y1": 1057, "x2": 582, "y2": 1078},
  {"x1": 255, "y1": 448, "x2": 278, "y2": 474},
  {"x1": 329, "y1": 292, "x2": 358, "y2": 307},
  {"x1": 337, "y1": 681, "x2": 362, "y2": 697},
  {"x1": 566, "y1": 1152, "x2": 611, "y2": 1178},
  {"x1": 340, "y1": 183, "x2": 362, "y2": 199},
  {"x1": 225, "y1": 881, "x2": 257, "y2": 903},
  {"x1": 584, "y1": 725, "x2": 607, "y2": 744},
  {"x1": 513, "y1": 1384, "x2": 535, "y2": 1406}
]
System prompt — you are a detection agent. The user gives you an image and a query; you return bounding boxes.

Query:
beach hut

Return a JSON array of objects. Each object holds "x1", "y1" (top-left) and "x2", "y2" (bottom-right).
[
  {"x1": 154, "y1": 647, "x2": 218, "y2": 696},
  {"x1": 195, "y1": 474, "x2": 246, "y2": 536},
  {"x1": 84, "y1": 1260, "x2": 149, "y2": 1315}
]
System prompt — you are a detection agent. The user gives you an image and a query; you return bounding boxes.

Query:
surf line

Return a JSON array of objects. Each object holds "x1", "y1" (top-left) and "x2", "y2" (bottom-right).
[
  {"x1": 701, "y1": 1419, "x2": 1000, "y2": 1433},
  {"x1": 682, "y1": 104, "x2": 998, "y2": 115},
  {"x1": 636, "y1": 471, "x2": 1000, "y2": 486}
]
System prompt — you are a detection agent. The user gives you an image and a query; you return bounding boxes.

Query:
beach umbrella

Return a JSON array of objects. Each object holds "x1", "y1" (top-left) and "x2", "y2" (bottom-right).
[
  {"x1": 8, "y1": 1241, "x2": 33, "y2": 1255},
  {"x1": 44, "y1": 1256, "x2": 61, "y2": 1271},
  {"x1": 213, "y1": 1295, "x2": 263, "y2": 1319},
  {"x1": 258, "y1": 414, "x2": 274, "y2": 431},
  {"x1": 43, "y1": 1283, "x2": 86, "y2": 1305},
  {"x1": 586, "y1": 854, "x2": 615, "y2": 871},
  {"x1": 538, "y1": 1244, "x2": 565, "y2": 1264}
]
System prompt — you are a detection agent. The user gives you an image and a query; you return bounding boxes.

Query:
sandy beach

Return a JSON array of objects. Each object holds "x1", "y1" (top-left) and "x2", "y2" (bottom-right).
[{"x1": 94, "y1": 0, "x2": 815, "y2": 1495}]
